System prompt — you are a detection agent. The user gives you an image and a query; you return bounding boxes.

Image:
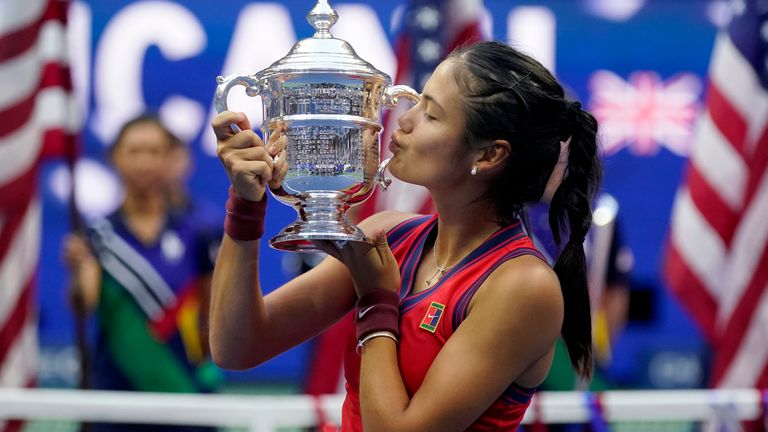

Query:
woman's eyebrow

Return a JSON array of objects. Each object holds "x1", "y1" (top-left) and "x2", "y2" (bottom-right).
[{"x1": 421, "y1": 94, "x2": 445, "y2": 115}]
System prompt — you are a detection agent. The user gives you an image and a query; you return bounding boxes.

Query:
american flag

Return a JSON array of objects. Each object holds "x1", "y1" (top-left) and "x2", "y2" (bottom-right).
[
  {"x1": 358, "y1": 0, "x2": 487, "y2": 216},
  {"x1": 0, "y1": 0, "x2": 77, "y2": 430},
  {"x1": 304, "y1": 0, "x2": 487, "y2": 397},
  {"x1": 665, "y1": 0, "x2": 768, "y2": 391},
  {"x1": 588, "y1": 70, "x2": 702, "y2": 157}
]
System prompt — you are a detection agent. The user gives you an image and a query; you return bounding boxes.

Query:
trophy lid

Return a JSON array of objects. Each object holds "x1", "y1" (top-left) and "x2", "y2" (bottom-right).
[{"x1": 258, "y1": 0, "x2": 391, "y2": 82}]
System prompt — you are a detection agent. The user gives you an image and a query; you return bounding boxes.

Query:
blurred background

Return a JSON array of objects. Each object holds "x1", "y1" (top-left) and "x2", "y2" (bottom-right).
[{"x1": 2, "y1": 0, "x2": 766, "y2": 428}]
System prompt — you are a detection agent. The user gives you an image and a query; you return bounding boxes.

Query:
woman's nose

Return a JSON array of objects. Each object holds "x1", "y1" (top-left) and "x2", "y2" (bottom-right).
[{"x1": 397, "y1": 106, "x2": 416, "y2": 133}]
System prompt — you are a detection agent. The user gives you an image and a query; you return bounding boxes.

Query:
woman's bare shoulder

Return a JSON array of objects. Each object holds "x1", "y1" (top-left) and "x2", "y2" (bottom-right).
[
  {"x1": 493, "y1": 256, "x2": 561, "y2": 306},
  {"x1": 358, "y1": 210, "x2": 423, "y2": 235},
  {"x1": 472, "y1": 255, "x2": 564, "y2": 336}
]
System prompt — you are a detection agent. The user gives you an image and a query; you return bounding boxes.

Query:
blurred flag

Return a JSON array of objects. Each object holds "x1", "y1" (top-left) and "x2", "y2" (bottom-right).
[
  {"x1": 665, "y1": 0, "x2": 768, "y2": 390},
  {"x1": 0, "y1": 0, "x2": 77, "y2": 430},
  {"x1": 589, "y1": 70, "x2": 701, "y2": 157},
  {"x1": 304, "y1": 0, "x2": 487, "y2": 398},
  {"x1": 358, "y1": 0, "x2": 487, "y2": 217}
]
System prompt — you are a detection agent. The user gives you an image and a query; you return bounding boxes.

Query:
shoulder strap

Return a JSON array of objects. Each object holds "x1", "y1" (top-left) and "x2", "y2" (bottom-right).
[
  {"x1": 386, "y1": 215, "x2": 434, "y2": 250},
  {"x1": 88, "y1": 218, "x2": 177, "y2": 321}
]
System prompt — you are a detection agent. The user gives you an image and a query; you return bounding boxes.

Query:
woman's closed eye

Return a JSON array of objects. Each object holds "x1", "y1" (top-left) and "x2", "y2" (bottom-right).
[{"x1": 423, "y1": 111, "x2": 437, "y2": 121}]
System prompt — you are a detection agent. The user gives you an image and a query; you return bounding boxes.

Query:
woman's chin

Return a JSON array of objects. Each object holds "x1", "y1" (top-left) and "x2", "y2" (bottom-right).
[
  {"x1": 384, "y1": 159, "x2": 435, "y2": 187},
  {"x1": 385, "y1": 162, "x2": 406, "y2": 182},
  {"x1": 126, "y1": 183, "x2": 162, "y2": 196},
  {"x1": 386, "y1": 171, "x2": 423, "y2": 188}
]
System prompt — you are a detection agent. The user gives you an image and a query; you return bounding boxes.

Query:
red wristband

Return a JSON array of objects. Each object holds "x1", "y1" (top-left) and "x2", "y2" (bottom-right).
[
  {"x1": 224, "y1": 186, "x2": 267, "y2": 241},
  {"x1": 355, "y1": 290, "x2": 400, "y2": 341}
]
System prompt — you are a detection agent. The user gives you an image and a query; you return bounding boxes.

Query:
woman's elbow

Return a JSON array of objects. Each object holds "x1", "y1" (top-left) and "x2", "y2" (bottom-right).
[
  {"x1": 208, "y1": 332, "x2": 265, "y2": 370},
  {"x1": 209, "y1": 344, "x2": 263, "y2": 371}
]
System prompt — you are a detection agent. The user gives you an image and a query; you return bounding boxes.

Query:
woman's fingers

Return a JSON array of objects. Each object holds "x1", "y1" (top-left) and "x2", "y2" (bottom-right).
[
  {"x1": 222, "y1": 128, "x2": 264, "y2": 151},
  {"x1": 212, "y1": 111, "x2": 252, "y2": 140},
  {"x1": 220, "y1": 146, "x2": 273, "y2": 179},
  {"x1": 313, "y1": 235, "x2": 399, "y2": 296},
  {"x1": 214, "y1": 116, "x2": 276, "y2": 201},
  {"x1": 312, "y1": 239, "x2": 374, "y2": 261},
  {"x1": 229, "y1": 145, "x2": 273, "y2": 164},
  {"x1": 312, "y1": 240, "x2": 343, "y2": 261},
  {"x1": 213, "y1": 114, "x2": 285, "y2": 200},
  {"x1": 62, "y1": 234, "x2": 94, "y2": 268},
  {"x1": 267, "y1": 127, "x2": 288, "y2": 156},
  {"x1": 370, "y1": 230, "x2": 391, "y2": 264},
  {"x1": 268, "y1": 149, "x2": 288, "y2": 189},
  {"x1": 231, "y1": 159, "x2": 274, "y2": 186}
]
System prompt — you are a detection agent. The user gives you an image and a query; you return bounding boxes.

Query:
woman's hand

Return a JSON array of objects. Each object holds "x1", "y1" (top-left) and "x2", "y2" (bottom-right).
[
  {"x1": 211, "y1": 112, "x2": 288, "y2": 202},
  {"x1": 62, "y1": 234, "x2": 95, "y2": 270},
  {"x1": 267, "y1": 121, "x2": 289, "y2": 191},
  {"x1": 314, "y1": 230, "x2": 401, "y2": 298},
  {"x1": 62, "y1": 234, "x2": 101, "y2": 313}
]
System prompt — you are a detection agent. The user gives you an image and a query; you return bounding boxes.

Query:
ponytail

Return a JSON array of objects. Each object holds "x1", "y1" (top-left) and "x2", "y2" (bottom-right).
[
  {"x1": 447, "y1": 42, "x2": 603, "y2": 378},
  {"x1": 549, "y1": 102, "x2": 601, "y2": 379}
]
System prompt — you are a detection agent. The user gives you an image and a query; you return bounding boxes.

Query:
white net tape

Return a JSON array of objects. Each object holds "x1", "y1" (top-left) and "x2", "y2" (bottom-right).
[{"x1": 0, "y1": 388, "x2": 764, "y2": 432}]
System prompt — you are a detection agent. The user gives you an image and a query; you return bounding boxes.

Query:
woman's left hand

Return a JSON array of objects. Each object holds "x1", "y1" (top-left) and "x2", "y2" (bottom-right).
[{"x1": 314, "y1": 230, "x2": 401, "y2": 297}]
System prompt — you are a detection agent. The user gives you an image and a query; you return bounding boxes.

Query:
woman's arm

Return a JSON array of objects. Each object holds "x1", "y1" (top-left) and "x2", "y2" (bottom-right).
[
  {"x1": 208, "y1": 111, "x2": 416, "y2": 369},
  {"x1": 209, "y1": 210, "x2": 414, "y2": 370},
  {"x1": 358, "y1": 256, "x2": 563, "y2": 432},
  {"x1": 209, "y1": 234, "x2": 355, "y2": 369}
]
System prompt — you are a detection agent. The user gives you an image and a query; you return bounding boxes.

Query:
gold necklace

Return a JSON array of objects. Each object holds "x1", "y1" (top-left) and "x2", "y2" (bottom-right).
[{"x1": 425, "y1": 238, "x2": 455, "y2": 287}]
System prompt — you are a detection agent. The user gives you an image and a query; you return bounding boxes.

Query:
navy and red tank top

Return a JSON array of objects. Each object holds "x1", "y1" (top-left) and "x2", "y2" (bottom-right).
[{"x1": 341, "y1": 214, "x2": 546, "y2": 431}]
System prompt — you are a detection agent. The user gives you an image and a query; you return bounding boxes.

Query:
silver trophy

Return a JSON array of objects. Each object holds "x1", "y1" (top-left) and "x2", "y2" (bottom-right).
[{"x1": 214, "y1": 0, "x2": 419, "y2": 252}]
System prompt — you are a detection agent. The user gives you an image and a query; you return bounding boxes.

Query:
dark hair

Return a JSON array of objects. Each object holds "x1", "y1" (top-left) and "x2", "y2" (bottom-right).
[
  {"x1": 449, "y1": 41, "x2": 601, "y2": 378},
  {"x1": 110, "y1": 113, "x2": 180, "y2": 154}
]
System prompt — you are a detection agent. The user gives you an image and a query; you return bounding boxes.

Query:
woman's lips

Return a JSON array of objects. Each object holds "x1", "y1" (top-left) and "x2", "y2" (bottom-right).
[{"x1": 389, "y1": 133, "x2": 402, "y2": 153}]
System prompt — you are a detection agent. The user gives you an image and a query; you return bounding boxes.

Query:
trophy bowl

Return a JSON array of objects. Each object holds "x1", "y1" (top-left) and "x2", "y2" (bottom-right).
[{"x1": 214, "y1": 0, "x2": 419, "y2": 252}]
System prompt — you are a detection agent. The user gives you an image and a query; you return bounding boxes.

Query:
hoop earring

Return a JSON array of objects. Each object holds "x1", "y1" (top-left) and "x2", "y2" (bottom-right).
[{"x1": 470, "y1": 165, "x2": 479, "y2": 176}]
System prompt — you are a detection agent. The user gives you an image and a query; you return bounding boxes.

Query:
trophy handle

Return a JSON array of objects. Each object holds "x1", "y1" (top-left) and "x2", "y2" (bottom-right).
[
  {"x1": 376, "y1": 158, "x2": 392, "y2": 190},
  {"x1": 214, "y1": 73, "x2": 279, "y2": 164},
  {"x1": 214, "y1": 72, "x2": 263, "y2": 134},
  {"x1": 381, "y1": 84, "x2": 421, "y2": 108}
]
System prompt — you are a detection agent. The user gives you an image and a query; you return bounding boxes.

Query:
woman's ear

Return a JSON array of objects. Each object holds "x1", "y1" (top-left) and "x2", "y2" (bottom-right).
[{"x1": 475, "y1": 139, "x2": 510, "y2": 174}]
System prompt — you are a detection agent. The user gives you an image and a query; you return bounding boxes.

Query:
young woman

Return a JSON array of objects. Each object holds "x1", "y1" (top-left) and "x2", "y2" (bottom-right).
[
  {"x1": 64, "y1": 115, "x2": 219, "y2": 432},
  {"x1": 210, "y1": 41, "x2": 601, "y2": 431}
]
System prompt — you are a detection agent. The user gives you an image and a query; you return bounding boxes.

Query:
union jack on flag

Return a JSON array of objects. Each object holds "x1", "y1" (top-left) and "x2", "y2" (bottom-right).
[{"x1": 589, "y1": 70, "x2": 703, "y2": 157}]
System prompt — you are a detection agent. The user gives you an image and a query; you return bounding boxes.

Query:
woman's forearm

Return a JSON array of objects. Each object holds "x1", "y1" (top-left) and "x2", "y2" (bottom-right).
[
  {"x1": 359, "y1": 338, "x2": 413, "y2": 432},
  {"x1": 208, "y1": 235, "x2": 268, "y2": 369}
]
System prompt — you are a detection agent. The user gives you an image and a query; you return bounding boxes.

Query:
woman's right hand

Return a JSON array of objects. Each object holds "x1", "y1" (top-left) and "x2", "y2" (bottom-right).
[
  {"x1": 62, "y1": 234, "x2": 96, "y2": 271},
  {"x1": 211, "y1": 112, "x2": 287, "y2": 202},
  {"x1": 62, "y1": 234, "x2": 101, "y2": 313}
]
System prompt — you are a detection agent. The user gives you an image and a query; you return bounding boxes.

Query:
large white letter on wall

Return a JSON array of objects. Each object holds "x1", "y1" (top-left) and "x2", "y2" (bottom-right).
[
  {"x1": 202, "y1": 3, "x2": 295, "y2": 155},
  {"x1": 92, "y1": 0, "x2": 206, "y2": 145}
]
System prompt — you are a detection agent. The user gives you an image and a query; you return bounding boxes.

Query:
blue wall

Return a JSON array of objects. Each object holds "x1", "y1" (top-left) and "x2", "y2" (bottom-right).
[{"x1": 38, "y1": 0, "x2": 718, "y2": 387}]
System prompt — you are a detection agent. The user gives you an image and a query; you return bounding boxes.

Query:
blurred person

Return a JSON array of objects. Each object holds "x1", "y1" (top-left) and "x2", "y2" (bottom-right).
[
  {"x1": 166, "y1": 136, "x2": 224, "y2": 354},
  {"x1": 210, "y1": 41, "x2": 602, "y2": 431},
  {"x1": 63, "y1": 114, "x2": 220, "y2": 432},
  {"x1": 529, "y1": 193, "x2": 633, "y2": 393},
  {"x1": 167, "y1": 133, "x2": 223, "y2": 230}
]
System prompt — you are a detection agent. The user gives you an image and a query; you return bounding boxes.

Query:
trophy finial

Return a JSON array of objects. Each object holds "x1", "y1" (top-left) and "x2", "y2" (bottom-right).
[{"x1": 307, "y1": 0, "x2": 338, "y2": 38}]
